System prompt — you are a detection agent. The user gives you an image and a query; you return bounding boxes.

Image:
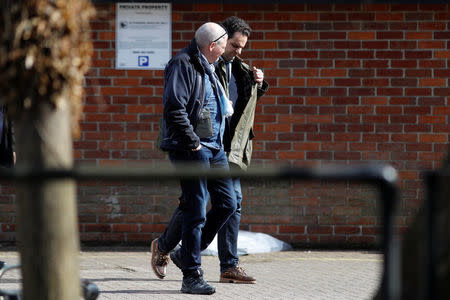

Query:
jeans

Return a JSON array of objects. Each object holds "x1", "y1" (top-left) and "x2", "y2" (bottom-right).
[
  {"x1": 158, "y1": 176, "x2": 242, "y2": 274},
  {"x1": 217, "y1": 177, "x2": 242, "y2": 273},
  {"x1": 161, "y1": 146, "x2": 236, "y2": 275}
]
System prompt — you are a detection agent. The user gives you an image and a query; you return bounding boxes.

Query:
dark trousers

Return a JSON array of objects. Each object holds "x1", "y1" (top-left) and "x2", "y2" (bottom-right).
[
  {"x1": 159, "y1": 176, "x2": 242, "y2": 273},
  {"x1": 164, "y1": 146, "x2": 236, "y2": 274}
]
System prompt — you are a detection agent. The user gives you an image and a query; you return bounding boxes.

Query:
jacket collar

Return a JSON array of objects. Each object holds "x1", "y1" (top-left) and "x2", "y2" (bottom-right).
[{"x1": 187, "y1": 39, "x2": 205, "y2": 73}]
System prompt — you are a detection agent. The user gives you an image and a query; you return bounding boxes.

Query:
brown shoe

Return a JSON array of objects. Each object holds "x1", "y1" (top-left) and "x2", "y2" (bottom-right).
[
  {"x1": 220, "y1": 266, "x2": 256, "y2": 284},
  {"x1": 150, "y1": 238, "x2": 169, "y2": 279}
]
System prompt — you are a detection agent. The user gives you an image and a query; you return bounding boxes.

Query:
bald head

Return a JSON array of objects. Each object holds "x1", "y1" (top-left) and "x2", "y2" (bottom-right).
[{"x1": 195, "y1": 22, "x2": 227, "y2": 49}]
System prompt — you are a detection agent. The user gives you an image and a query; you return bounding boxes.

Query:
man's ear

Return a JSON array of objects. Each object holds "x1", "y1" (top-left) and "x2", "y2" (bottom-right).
[{"x1": 208, "y1": 42, "x2": 215, "y2": 52}]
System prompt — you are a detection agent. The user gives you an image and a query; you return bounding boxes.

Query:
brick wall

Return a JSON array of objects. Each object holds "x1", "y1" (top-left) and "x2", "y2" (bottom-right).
[{"x1": 1, "y1": 3, "x2": 449, "y2": 248}]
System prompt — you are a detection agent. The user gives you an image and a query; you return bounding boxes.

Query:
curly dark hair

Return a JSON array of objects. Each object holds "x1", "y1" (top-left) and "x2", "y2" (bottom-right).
[{"x1": 222, "y1": 16, "x2": 251, "y2": 39}]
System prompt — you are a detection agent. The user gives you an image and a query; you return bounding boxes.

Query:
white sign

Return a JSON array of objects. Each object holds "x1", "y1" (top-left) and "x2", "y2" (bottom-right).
[{"x1": 116, "y1": 3, "x2": 171, "y2": 69}]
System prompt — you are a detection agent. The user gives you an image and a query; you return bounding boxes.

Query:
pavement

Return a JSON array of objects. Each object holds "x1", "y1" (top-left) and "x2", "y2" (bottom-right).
[{"x1": 0, "y1": 247, "x2": 382, "y2": 300}]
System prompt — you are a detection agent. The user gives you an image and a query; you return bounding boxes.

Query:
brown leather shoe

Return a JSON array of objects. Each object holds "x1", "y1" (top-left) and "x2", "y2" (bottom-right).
[
  {"x1": 219, "y1": 266, "x2": 256, "y2": 284},
  {"x1": 150, "y1": 238, "x2": 169, "y2": 279}
]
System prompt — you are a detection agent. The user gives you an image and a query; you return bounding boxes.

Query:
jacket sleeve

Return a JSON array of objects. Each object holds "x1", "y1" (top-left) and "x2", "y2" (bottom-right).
[{"x1": 163, "y1": 59, "x2": 200, "y2": 150}]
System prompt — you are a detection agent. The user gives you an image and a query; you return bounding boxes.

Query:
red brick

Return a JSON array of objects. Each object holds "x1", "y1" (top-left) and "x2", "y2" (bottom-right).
[
  {"x1": 335, "y1": 226, "x2": 361, "y2": 234},
  {"x1": 377, "y1": 69, "x2": 403, "y2": 77},
  {"x1": 405, "y1": 51, "x2": 432, "y2": 59},
  {"x1": 418, "y1": 41, "x2": 446, "y2": 49},
  {"x1": 392, "y1": 134, "x2": 418, "y2": 142},
  {"x1": 350, "y1": 143, "x2": 376, "y2": 151},
  {"x1": 320, "y1": 13, "x2": 346, "y2": 21},
  {"x1": 335, "y1": 152, "x2": 361, "y2": 160},
  {"x1": 376, "y1": 13, "x2": 403, "y2": 21},
  {"x1": 279, "y1": 225, "x2": 306, "y2": 234},
  {"x1": 294, "y1": 142, "x2": 320, "y2": 151},
  {"x1": 419, "y1": 152, "x2": 446, "y2": 161},
  {"x1": 375, "y1": 50, "x2": 403, "y2": 59},
  {"x1": 348, "y1": 13, "x2": 375, "y2": 21},
  {"x1": 363, "y1": 78, "x2": 390, "y2": 87},
  {"x1": 319, "y1": 106, "x2": 346, "y2": 114},
  {"x1": 278, "y1": 4, "x2": 306, "y2": 11},
  {"x1": 404, "y1": 106, "x2": 431, "y2": 114},
  {"x1": 278, "y1": 151, "x2": 305, "y2": 160},
  {"x1": 266, "y1": 142, "x2": 291, "y2": 151},
  {"x1": 307, "y1": 60, "x2": 333, "y2": 68},
  {"x1": 85, "y1": 224, "x2": 111, "y2": 232},
  {"x1": 250, "y1": 225, "x2": 278, "y2": 234},
  {"x1": 112, "y1": 224, "x2": 139, "y2": 233},
  {"x1": 305, "y1": 133, "x2": 332, "y2": 142},
  {"x1": 305, "y1": 97, "x2": 332, "y2": 105},
  {"x1": 376, "y1": 106, "x2": 402, "y2": 114},
  {"x1": 306, "y1": 41, "x2": 333, "y2": 49},
  {"x1": 434, "y1": 88, "x2": 450, "y2": 96},
  {"x1": 375, "y1": 125, "x2": 402, "y2": 133},
  {"x1": 406, "y1": 88, "x2": 432, "y2": 96},
  {"x1": 363, "y1": 134, "x2": 389, "y2": 142},
  {"x1": 306, "y1": 115, "x2": 333, "y2": 123},
  {"x1": 307, "y1": 225, "x2": 332, "y2": 234},
  {"x1": 112, "y1": 132, "x2": 138, "y2": 140},
  {"x1": 321, "y1": 142, "x2": 347, "y2": 151},
  {"x1": 363, "y1": 41, "x2": 389, "y2": 49},
  {"x1": 321, "y1": 69, "x2": 347, "y2": 77},
  {"x1": 99, "y1": 142, "x2": 124, "y2": 150},
  {"x1": 141, "y1": 224, "x2": 167, "y2": 233},
  {"x1": 264, "y1": 13, "x2": 291, "y2": 21},
  {"x1": 335, "y1": 78, "x2": 360, "y2": 86},
  {"x1": 406, "y1": 32, "x2": 432, "y2": 40},
  {"x1": 291, "y1": 13, "x2": 318, "y2": 21},
  {"x1": 390, "y1": 41, "x2": 417, "y2": 49},
  {"x1": 334, "y1": 133, "x2": 361, "y2": 142},
  {"x1": 364, "y1": 60, "x2": 388, "y2": 68},
  {"x1": 406, "y1": 69, "x2": 432, "y2": 77},
  {"x1": 279, "y1": 78, "x2": 306, "y2": 86},
  {"x1": 307, "y1": 78, "x2": 332, "y2": 86},
  {"x1": 85, "y1": 114, "x2": 111, "y2": 122},
  {"x1": 320, "y1": 50, "x2": 347, "y2": 59},
  {"x1": 377, "y1": 31, "x2": 403, "y2": 39},
  {"x1": 348, "y1": 124, "x2": 374, "y2": 132},
  {"x1": 391, "y1": 78, "x2": 417, "y2": 87},
  {"x1": 420, "y1": 134, "x2": 447, "y2": 143},
  {"x1": 264, "y1": 51, "x2": 291, "y2": 59},
  {"x1": 320, "y1": 32, "x2": 346, "y2": 39},
  {"x1": 419, "y1": 22, "x2": 446, "y2": 30}
]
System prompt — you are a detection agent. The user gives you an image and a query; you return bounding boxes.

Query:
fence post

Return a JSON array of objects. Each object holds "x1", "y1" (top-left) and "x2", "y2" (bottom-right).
[{"x1": 15, "y1": 99, "x2": 80, "y2": 300}]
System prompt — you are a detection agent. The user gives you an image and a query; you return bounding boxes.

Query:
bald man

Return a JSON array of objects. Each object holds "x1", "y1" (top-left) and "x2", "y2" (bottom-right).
[{"x1": 154, "y1": 22, "x2": 236, "y2": 295}]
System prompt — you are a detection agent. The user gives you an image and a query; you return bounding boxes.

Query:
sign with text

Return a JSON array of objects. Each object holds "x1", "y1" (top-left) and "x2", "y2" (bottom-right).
[{"x1": 116, "y1": 3, "x2": 171, "y2": 69}]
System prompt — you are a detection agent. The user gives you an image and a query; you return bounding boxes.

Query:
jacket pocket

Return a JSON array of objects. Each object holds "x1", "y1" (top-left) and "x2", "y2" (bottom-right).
[{"x1": 194, "y1": 108, "x2": 213, "y2": 138}]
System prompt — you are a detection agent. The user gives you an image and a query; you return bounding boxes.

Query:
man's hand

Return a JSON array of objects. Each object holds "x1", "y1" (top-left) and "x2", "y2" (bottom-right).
[
  {"x1": 192, "y1": 144, "x2": 202, "y2": 151},
  {"x1": 252, "y1": 66, "x2": 264, "y2": 85}
]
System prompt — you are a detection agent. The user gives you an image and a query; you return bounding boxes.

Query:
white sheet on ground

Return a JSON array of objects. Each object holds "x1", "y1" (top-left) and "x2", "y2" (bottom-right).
[{"x1": 201, "y1": 230, "x2": 292, "y2": 256}]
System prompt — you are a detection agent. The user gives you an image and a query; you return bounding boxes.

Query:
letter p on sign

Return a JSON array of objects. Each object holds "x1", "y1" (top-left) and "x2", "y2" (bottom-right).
[{"x1": 138, "y1": 56, "x2": 149, "y2": 67}]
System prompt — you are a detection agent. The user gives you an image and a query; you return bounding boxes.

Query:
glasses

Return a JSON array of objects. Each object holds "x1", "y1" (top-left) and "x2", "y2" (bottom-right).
[{"x1": 211, "y1": 30, "x2": 227, "y2": 44}]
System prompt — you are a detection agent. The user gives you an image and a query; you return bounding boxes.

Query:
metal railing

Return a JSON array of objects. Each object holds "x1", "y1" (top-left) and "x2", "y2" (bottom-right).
[{"x1": 0, "y1": 163, "x2": 400, "y2": 299}]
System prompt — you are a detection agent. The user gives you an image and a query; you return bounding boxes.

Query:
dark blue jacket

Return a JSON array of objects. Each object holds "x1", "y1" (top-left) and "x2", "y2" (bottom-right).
[{"x1": 159, "y1": 39, "x2": 206, "y2": 151}]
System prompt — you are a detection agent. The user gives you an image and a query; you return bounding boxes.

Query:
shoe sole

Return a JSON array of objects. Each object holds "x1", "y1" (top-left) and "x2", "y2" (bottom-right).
[
  {"x1": 150, "y1": 239, "x2": 165, "y2": 279},
  {"x1": 219, "y1": 277, "x2": 256, "y2": 284},
  {"x1": 181, "y1": 287, "x2": 215, "y2": 295}
]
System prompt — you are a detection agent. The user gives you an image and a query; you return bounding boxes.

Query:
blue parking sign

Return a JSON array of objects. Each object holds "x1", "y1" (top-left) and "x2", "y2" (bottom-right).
[{"x1": 138, "y1": 56, "x2": 149, "y2": 67}]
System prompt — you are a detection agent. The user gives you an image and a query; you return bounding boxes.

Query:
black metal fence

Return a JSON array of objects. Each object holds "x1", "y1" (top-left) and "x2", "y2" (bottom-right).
[{"x1": 0, "y1": 163, "x2": 401, "y2": 299}]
